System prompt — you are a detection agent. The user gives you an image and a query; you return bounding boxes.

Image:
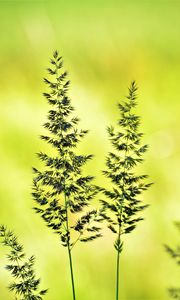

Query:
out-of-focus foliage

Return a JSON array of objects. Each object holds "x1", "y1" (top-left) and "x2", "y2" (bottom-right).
[
  {"x1": 165, "y1": 222, "x2": 180, "y2": 300},
  {"x1": 0, "y1": 225, "x2": 47, "y2": 300},
  {"x1": 0, "y1": 1, "x2": 180, "y2": 299}
]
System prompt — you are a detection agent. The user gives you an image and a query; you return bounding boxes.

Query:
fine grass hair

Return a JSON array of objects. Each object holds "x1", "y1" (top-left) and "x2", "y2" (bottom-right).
[
  {"x1": 100, "y1": 81, "x2": 152, "y2": 300},
  {"x1": 0, "y1": 225, "x2": 47, "y2": 300}
]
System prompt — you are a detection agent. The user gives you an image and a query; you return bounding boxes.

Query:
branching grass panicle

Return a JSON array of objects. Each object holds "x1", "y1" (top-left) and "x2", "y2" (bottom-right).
[
  {"x1": 32, "y1": 51, "x2": 102, "y2": 300},
  {"x1": 100, "y1": 81, "x2": 152, "y2": 300}
]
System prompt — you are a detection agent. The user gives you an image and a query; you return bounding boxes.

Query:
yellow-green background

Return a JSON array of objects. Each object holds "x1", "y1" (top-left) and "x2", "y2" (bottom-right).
[{"x1": 0, "y1": 1, "x2": 180, "y2": 299}]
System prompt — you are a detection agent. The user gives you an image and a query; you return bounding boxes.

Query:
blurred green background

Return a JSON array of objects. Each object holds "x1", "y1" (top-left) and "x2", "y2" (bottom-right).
[{"x1": 0, "y1": 1, "x2": 180, "y2": 299}]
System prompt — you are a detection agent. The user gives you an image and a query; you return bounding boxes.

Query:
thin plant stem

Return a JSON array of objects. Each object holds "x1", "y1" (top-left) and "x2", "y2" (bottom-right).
[
  {"x1": 116, "y1": 226, "x2": 121, "y2": 300},
  {"x1": 116, "y1": 142, "x2": 127, "y2": 300},
  {"x1": 67, "y1": 242, "x2": 76, "y2": 300},
  {"x1": 64, "y1": 190, "x2": 76, "y2": 300}
]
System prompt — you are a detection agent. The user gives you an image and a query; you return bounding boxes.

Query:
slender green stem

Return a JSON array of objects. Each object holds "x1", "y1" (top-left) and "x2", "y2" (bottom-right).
[
  {"x1": 115, "y1": 127, "x2": 128, "y2": 300},
  {"x1": 116, "y1": 226, "x2": 121, "y2": 300},
  {"x1": 67, "y1": 242, "x2": 76, "y2": 300},
  {"x1": 116, "y1": 249, "x2": 120, "y2": 300},
  {"x1": 64, "y1": 190, "x2": 76, "y2": 300}
]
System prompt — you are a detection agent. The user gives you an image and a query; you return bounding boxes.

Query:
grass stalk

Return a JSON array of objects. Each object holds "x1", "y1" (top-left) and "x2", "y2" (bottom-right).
[
  {"x1": 116, "y1": 226, "x2": 121, "y2": 300},
  {"x1": 65, "y1": 191, "x2": 76, "y2": 300},
  {"x1": 67, "y1": 244, "x2": 76, "y2": 300}
]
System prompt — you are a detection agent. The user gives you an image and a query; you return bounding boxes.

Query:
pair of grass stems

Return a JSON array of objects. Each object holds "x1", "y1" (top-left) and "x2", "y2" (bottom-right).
[{"x1": 0, "y1": 51, "x2": 152, "y2": 300}]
